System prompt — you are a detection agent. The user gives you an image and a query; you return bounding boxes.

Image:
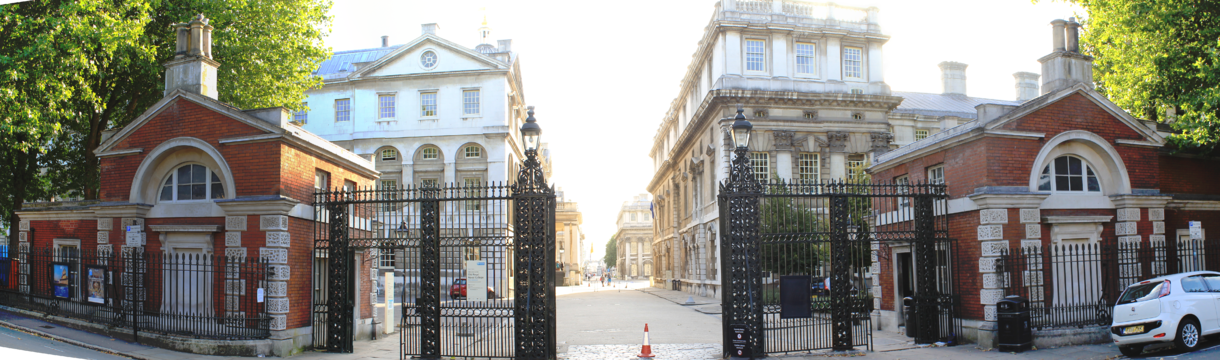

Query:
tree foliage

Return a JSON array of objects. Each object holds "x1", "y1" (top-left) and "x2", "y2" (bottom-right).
[
  {"x1": 1044, "y1": 0, "x2": 1220, "y2": 151},
  {"x1": 603, "y1": 236, "x2": 617, "y2": 274},
  {"x1": 0, "y1": 0, "x2": 332, "y2": 246}
]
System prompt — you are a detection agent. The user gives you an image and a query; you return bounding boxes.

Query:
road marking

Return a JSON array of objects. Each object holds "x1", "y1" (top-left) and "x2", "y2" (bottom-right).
[{"x1": 43, "y1": 345, "x2": 64, "y2": 352}]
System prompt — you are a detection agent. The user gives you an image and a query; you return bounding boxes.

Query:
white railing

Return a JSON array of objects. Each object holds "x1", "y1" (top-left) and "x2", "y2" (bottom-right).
[{"x1": 731, "y1": 1, "x2": 873, "y2": 24}]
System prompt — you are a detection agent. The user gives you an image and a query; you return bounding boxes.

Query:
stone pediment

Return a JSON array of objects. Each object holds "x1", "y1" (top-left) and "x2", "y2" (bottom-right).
[{"x1": 352, "y1": 35, "x2": 506, "y2": 79}]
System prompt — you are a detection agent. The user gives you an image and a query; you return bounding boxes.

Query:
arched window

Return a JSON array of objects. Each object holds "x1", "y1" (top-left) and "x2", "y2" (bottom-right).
[
  {"x1": 159, "y1": 164, "x2": 224, "y2": 201},
  {"x1": 1038, "y1": 156, "x2": 1100, "y2": 192}
]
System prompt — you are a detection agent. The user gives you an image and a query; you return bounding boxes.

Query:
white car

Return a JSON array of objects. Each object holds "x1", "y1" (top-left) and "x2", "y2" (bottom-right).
[{"x1": 1110, "y1": 271, "x2": 1220, "y2": 357}]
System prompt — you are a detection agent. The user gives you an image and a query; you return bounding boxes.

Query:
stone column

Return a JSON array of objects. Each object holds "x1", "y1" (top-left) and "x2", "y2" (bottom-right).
[
  {"x1": 1018, "y1": 209, "x2": 1044, "y2": 311},
  {"x1": 825, "y1": 34, "x2": 843, "y2": 83},
  {"x1": 725, "y1": 30, "x2": 742, "y2": 76},
  {"x1": 17, "y1": 219, "x2": 29, "y2": 293},
  {"x1": 773, "y1": 130, "x2": 795, "y2": 181},
  {"x1": 827, "y1": 132, "x2": 848, "y2": 180},
  {"x1": 224, "y1": 216, "x2": 250, "y2": 326},
  {"x1": 259, "y1": 215, "x2": 291, "y2": 332},
  {"x1": 976, "y1": 209, "x2": 1009, "y2": 349},
  {"x1": 772, "y1": 32, "x2": 788, "y2": 78}
]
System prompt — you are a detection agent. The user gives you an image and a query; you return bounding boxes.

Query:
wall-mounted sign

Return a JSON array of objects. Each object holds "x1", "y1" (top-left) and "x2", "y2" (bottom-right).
[
  {"x1": 85, "y1": 266, "x2": 106, "y2": 304},
  {"x1": 1190, "y1": 221, "x2": 1203, "y2": 240},
  {"x1": 466, "y1": 260, "x2": 488, "y2": 302},
  {"x1": 730, "y1": 324, "x2": 752, "y2": 358},
  {"x1": 51, "y1": 263, "x2": 70, "y2": 299}
]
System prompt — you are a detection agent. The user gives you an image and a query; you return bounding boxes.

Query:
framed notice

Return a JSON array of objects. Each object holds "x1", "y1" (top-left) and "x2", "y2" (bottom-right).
[
  {"x1": 85, "y1": 266, "x2": 106, "y2": 304},
  {"x1": 51, "y1": 263, "x2": 70, "y2": 299}
]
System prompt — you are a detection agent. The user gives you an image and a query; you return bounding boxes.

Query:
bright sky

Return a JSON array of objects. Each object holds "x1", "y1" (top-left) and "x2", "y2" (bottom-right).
[{"x1": 326, "y1": 0, "x2": 1084, "y2": 260}]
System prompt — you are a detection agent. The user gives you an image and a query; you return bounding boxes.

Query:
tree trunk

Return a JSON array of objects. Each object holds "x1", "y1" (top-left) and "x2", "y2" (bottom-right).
[{"x1": 83, "y1": 111, "x2": 104, "y2": 200}]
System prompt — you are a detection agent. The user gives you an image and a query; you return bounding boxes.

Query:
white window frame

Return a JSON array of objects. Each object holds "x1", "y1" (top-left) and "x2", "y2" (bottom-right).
[
  {"x1": 381, "y1": 149, "x2": 397, "y2": 161},
  {"x1": 927, "y1": 165, "x2": 945, "y2": 185},
  {"x1": 915, "y1": 129, "x2": 930, "y2": 141},
  {"x1": 159, "y1": 164, "x2": 225, "y2": 202},
  {"x1": 745, "y1": 39, "x2": 766, "y2": 72},
  {"x1": 843, "y1": 46, "x2": 864, "y2": 80},
  {"x1": 421, "y1": 147, "x2": 439, "y2": 160},
  {"x1": 1038, "y1": 155, "x2": 1102, "y2": 193},
  {"x1": 335, "y1": 98, "x2": 351, "y2": 122},
  {"x1": 795, "y1": 42, "x2": 816, "y2": 75},
  {"x1": 847, "y1": 156, "x2": 867, "y2": 182},
  {"x1": 463, "y1": 177, "x2": 483, "y2": 211},
  {"x1": 749, "y1": 152, "x2": 770, "y2": 182},
  {"x1": 378, "y1": 94, "x2": 396, "y2": 119},
  {"x1": 294, "y1": 103, "x2": 307, "y2": 124},
  {"x1": 462, "y1": 89, "x2": 480, "y2": 116},
  {"x1": 315, "y1": 170, "x2": 330, "y2": 190},
  {"x1": 420, "y1": 50, "x2": 438, "y2": 69},
  {"x1": 420, "y1": 178, "x2": 440, "y2": 188},
  {"x1": 420, "y1": 92, "x2": 438, "y2": 118},
  {"x1": 379, "y1": 249, "x2": 396, "y2": 269},
  {"x1": 464, "y1": 146, "x2": 482, "y2": 158},
  {"x1": 895, "y1": 175, "x2": 911, "y2": 209},
  {"x1": 798, "y1": 153, "x2": 820, "y2": 184}
]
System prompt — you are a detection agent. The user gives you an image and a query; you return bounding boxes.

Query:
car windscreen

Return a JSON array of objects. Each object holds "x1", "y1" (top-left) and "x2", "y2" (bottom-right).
[{"x1": 1117, "y1": 282, "x2": 1164, "y2": 305}]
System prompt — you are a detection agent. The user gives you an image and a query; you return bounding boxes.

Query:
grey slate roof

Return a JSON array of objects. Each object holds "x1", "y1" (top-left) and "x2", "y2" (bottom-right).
[
  {"x1": 892, "y1": 91, "x2": 1021, "y2": 119},
  {"x1": 315, "y1": 45, "x2": 402, "y2": 80}
]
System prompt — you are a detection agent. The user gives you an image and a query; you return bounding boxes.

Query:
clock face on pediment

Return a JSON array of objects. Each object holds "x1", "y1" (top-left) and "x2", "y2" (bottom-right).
[{"x1": 365, "y1": 43, "x2": 500, "y2": 78}]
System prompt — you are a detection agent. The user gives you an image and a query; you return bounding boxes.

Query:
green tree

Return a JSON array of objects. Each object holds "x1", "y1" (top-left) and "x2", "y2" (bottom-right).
[
  {"x1": 603, "y1": 236, "x2": 617, "y2": 274},
  {"x1": 0, "y1": 0, "x2": 332, "y2": 249},
  {"x1": 1042, "y1": 0, "x2": 1220, "y2": 151}
]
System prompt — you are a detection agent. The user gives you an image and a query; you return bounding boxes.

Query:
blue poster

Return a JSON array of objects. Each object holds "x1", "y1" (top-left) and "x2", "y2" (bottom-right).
[{"x1": 52, "y1": 264, "x2": 70, "y2": 299}]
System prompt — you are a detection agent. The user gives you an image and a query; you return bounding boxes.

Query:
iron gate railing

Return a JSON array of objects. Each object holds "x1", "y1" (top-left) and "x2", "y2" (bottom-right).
[
  {"x1": 998, "y1": 238, "x2": 1220, "y2": 330},
  {"x1": 720, "y1": 176, "x2": 958, "y2": 356},
  {"x1": 312, "y1": 152, "x2": 556, "y2": 359},
  {"x1": 0, "y1": 247, "x2": 269, "y2": 340}
]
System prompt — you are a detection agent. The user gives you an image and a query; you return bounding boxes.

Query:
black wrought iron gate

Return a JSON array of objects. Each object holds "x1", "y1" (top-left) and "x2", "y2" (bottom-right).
[
  {"x1": 312, "y1": 151, "x2": 556, "y2": 359},
  {"x1": 719, "y1": 148, "x2": 958, "y2": 358}
]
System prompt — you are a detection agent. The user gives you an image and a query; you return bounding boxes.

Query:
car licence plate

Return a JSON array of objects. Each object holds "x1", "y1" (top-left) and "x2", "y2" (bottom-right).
[{"x1": 1123, "y1": 325, "x2": 1143, "y2": 335}]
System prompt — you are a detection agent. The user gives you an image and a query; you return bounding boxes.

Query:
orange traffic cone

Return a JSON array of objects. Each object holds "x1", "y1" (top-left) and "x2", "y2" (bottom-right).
[{"x1": 637, "y1": 323, "x2": 655, "y2": 358}]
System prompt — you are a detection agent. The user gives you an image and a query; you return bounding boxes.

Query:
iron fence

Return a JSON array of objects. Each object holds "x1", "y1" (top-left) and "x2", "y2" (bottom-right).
[
  {"x1": 998, "y1": 238, "x2": 1220, "y2": 330},
  {"x1": 0, "y1": 247, "x2": 270, "y2": 340}
]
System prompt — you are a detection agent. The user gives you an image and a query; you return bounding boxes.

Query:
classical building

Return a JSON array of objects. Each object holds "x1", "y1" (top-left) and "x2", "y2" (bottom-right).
[
  {"x1": 648, "y1": 1, "x2": 1038, "y2": 299},
  {"x1": 556, "y1": 187, "x2": 586, "y2": 286},
  {"x1": 10, "y1": 16, "x2": 380, "y2": 356},
  {"x1": 614, "y1": 194, "x2": 653, "y2": 280},
  {"x1": 870, "y1": 18, "x2": 1220, "y2": 348},
  {"x1": 300, "y1": 21, "x2": 532, "y2": 283}
]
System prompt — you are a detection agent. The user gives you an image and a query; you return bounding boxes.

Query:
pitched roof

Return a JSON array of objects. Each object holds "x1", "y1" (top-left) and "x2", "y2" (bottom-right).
[
  {"x1": 892, "y1": 91, "x2": 1021, "y2": 119},
  {"x1": 315, "y1": 45, "x2": 402, "y2": 80}
]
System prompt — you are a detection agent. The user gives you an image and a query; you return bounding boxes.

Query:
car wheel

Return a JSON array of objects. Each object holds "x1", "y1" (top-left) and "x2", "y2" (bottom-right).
[
  {"x1": 1174, "y1": 318, "x2": 1202, "y2": 351},
  {"x1": 1118, "y1": 344, "x2": 1143, "y2": 357}
]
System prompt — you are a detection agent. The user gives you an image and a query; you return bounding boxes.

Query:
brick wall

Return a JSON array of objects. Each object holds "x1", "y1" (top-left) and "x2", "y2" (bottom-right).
[{"x1": 1159, "y1": 155, "x2": 1220, "y2": 196}]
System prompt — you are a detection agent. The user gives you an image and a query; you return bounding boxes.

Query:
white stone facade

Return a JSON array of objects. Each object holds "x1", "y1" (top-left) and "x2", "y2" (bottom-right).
[{"x1": 615, "y1": 194, "x2": 654, "y2": 280}]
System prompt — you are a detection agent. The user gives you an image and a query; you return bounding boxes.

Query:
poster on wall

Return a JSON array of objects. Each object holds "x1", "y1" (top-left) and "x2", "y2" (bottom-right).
[
  {"x1": 85, "y1": 266, "x2": 106, "y2": 304},
  {"x1": 51, "y1": 263, "x2": 70, "y2": 299}
]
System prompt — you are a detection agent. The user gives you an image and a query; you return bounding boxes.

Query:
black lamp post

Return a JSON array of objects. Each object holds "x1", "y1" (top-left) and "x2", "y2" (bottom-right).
[
  {"x1": 721, "y1": 105, "x2": 763, "y2": 359},
  {"x1": 512, "y1": 105, "x2": 556, "y2": 359}
]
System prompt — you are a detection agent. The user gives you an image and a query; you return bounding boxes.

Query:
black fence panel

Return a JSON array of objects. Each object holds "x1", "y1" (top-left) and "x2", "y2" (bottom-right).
[
  {"x1": 720, "y1": 177, "x2": 959, "y2": 357},
  {"x1": 0, "y1": 247, "x2": 269, "y2": 340},
  {"x1": 998, "y1": 238, "x2": 1220, "y2": 330}
]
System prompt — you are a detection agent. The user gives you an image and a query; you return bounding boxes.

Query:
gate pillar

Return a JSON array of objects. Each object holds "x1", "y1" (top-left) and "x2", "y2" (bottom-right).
[
  {"x1": 829, "y1": 190, "x2": 853, "y2": 351},
  {"x1": 913, "y1": 193, "x2": 941, "y2": 344},
  {"x1": 719, "y1": 145, "x2": 763, "y2": 359},
  {"x1": 513, "y1": 144, "x2": 557, "y2": 360},
  {"x1": 326, "y1": 195, "x2": 354, "y2": 353},
  {"x1": 418, "y1": 187, "x2": 442, "y2": 358}
]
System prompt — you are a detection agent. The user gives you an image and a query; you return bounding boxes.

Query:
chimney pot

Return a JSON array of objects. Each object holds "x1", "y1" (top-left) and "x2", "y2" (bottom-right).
[
  {"x1": 381, "y1": 36, "x2": 388, "y2": 47},
  {"x1": 1051, "y1": 19, "x2": 1067, "y2": 52},
  {"x1": 164, "y1": 14, "x2": 219, "y2": 99},
  {"x1": 422, "y1": 23, "x2": 439, "y2": 36},
  {"x1": 1013, "y1": 72, "x2": 1041, "y2": 102},
  {"x1": 1066, "y1": 17, "x2": 1081, "y2": 53},
  {"x1": 938, "y1": 61, "x2": 968, "y2": 96}
]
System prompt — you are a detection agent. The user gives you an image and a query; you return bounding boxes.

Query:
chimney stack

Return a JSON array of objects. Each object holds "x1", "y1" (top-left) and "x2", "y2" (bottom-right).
[
  {"x1": 381, "y1": 36, "x2": 389, "y2": 47},
  {"x1": 1013, "y1": 72, "x2": 1040, "y2": 101},
  {"x1": 938, "y1": 61, "x2": 968, "y2": 96},
  {"x1": 1066, "y1": 17, "x2": 1080, "y2": 53},
  {"x1": 497, "y1": 39, "x2": 512, "y2": 53},
  {"x1": 422, "y1": 23, "x2": 439, "y2": 36},
  {"x1": 1039, "y1": 17, "x2": 1094, "y2": 95},
  {"x1": 164, "y1": 14, "x2": 219, "y2": 99}
]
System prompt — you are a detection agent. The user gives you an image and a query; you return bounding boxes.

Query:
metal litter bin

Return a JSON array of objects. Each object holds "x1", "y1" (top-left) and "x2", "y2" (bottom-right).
[
  {"x1": 903, "y1": 297, "x2": 917, "y2": 338},
  {"x1": 997, "y1": 295, "x2": 1031, "y2": 352}
]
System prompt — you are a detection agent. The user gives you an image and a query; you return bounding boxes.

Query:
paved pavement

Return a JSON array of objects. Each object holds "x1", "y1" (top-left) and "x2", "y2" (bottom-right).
[{"x1": 4, "y1": 281, "x2": 1220, "y2": 359}]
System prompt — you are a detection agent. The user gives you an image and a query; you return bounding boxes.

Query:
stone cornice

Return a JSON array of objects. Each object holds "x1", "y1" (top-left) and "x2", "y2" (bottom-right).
[
  {"x1": 215, "y1": 196, "x2": 301, "y2": 216},
  {"x1": 1109, "y1": 195, "x2": 1172, "y2": 209},
  {"x1": 1043, "y1": 215, "x2": 1113, "y2": 224},
  {"x1": 96, "y1": 148, "x2": 143, "y2": 158},
  {"x1": 14, "y1": 209, "x2": 96, "y2": 221},
  {"x1": 148, "y1": 224, "x2": 223, "y2": 232},
  {"x1": 969, "y1": 193, "x2": 1050, "y2": 209},
  {"x1": 90, "y1": 203, "x2": 153, "y2": 218},
  {"x1": 1166, "y1": 199, "x2": 1220, "y2": 211}
]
